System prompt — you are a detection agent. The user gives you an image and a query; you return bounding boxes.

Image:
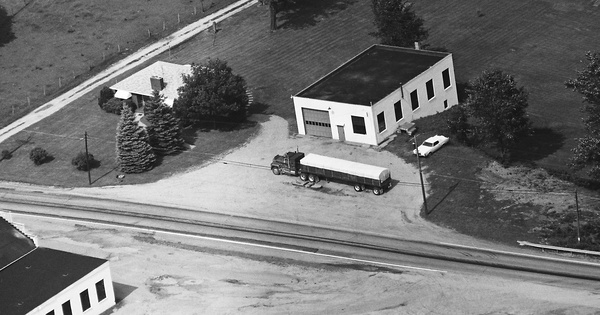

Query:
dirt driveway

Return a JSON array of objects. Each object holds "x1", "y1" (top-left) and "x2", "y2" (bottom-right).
[{"x1": 67, "y1": 115, "x2": 486, "y2": 246}]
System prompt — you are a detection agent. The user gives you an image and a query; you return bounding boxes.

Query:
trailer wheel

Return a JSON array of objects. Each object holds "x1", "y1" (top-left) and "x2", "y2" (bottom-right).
[
  {"x1": 308, "y1": 174, "x2": 320, "y2": 183},
  {"x1": 271, "y1": 167, "x2": 281, "y2": 175},
  {"x1": 300, "y1": 173, "x2": 308, "y2": 181},
  {"x1": 354, "y1": 184, "x2": 363, "y2": 192},
  {"x1": 373, "y1": 188, "x2": 383, "y2": 195}
]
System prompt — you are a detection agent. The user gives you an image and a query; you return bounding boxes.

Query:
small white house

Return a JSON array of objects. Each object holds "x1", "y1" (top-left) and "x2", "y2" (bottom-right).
[
  {"x1": 293, "y1": 44, "x2": 459, "y2": 145},
  {"x1": 111, "y1": 61, "x2": 192, "y2": 107}
]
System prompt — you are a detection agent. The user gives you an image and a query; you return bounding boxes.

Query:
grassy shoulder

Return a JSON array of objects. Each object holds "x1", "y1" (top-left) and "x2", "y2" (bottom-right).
[{"x1": 385, "y1": 111, "x2": 600, "y2": 249}]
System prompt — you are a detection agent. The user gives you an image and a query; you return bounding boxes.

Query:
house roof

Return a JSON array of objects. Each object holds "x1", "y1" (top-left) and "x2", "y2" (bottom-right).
[
  {"x1": 0, "y1": 247, "x2": 107, "y2": 315},
  {"x1": 296, "y1": 44, "x2": 449, "y2": 106},
  {"x1": 110, "y1": 61, "x2": 192, "y2": 102},
  {"x1": 0, "y1": 216, "x2": 36, "y2": 271}
]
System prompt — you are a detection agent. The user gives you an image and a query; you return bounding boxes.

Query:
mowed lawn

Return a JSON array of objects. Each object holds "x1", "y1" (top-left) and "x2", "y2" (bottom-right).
[
  {"x1": 0, "y1": 0, "x2": 236, "y2": 129},
  {"x1": 1, "y1": 0, "x2": 599, "y2": 192}
]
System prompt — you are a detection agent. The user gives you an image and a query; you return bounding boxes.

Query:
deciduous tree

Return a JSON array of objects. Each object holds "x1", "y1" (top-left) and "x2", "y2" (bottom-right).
[
  {"x1": 174, "y1": 59, "x2": 248, "y2": 128},
  {"x1": 371, "y1": 0, "x2": 429, "y2": 47},
  {"x1": 116, "y1": 105, "x2": 156, "y2": 173},
  {"x1": 566, "y1": 51, "x2": 600, "y2": 179},
  {"x1": 464, "y1": 69, "x2": 531, "y2": 160}
]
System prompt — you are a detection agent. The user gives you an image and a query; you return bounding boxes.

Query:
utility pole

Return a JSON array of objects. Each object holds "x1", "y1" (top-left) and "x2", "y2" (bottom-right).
[
  {"x1": 84, "y1": 131, "x2": 91, "y2": 185},
  {"x1": 575, "y1": 189, "x2": 581, "y2": 243},
  {"x1": 413, "y1": 135, "x2": 428, "y2": 214}
]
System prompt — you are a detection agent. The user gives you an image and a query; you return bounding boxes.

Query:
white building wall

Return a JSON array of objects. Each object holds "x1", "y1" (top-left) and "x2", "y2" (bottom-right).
[
  {"x1": 294, "y1": 96, "x2": 379, "y2": 145},
  {"x1": 402, "y1": 54, "x2": 458, "y2": 121},
  {"x1": 293, "y1": 53, "x2": 458, "y2": 146},
  {"x1": 30, "y1": 262, "x2": 116, "y2": 315}
]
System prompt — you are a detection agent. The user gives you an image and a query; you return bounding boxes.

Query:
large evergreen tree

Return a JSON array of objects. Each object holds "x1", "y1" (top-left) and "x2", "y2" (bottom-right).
[
  {"x1": 566, "y1": 51, "x2": 600, "y2": 179},
  {"x1": 146, "y1": 91, "x2": 185, "y2": 155},
  {"x1": 174, "y1": 59, "x2": 248, "y2": 127},
  {"x1": 464, "y1": 69, "x2": 531, "y2": 160},
  {"x1": 371, "y1": 0, "x2": 429, "y2": 47},
  {"x1": 116, "y1": 105, "x2": 156, "y2": 173}
]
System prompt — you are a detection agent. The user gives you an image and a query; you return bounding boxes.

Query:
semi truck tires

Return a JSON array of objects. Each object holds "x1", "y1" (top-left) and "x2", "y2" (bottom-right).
[
  {"x1": 373, "y1": 188, "x2": 383, "y2": 195},
  {"x1": 354, "y1": 184, "x2": 364, "y2": 192},
  {"x1": 300, "y1": 173, "x2": 308, "y2": 181},
  {"x1": 308, "y1": 174, "x2": 320, "y2": 183},
  {"x1": 271, "y1": 167, "x2": 280, "y2": 175}
]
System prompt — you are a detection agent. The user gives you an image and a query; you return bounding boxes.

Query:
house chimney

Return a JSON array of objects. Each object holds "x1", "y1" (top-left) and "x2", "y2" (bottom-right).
[
  {"x1": 414, "y1": 42, "x2": 420, "y2": 50},
  {"x1": 150, "y1": 76, "x2": 164, "y2": 91}
]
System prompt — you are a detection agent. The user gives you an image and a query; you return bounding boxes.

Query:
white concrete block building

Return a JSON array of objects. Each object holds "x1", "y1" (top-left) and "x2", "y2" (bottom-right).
[
  {"x1": 0, "y1": 217, "x2": 115, "y2": 315},
  {"x1": 293, "y1": 44, "x2": 459, "y2": 145}
]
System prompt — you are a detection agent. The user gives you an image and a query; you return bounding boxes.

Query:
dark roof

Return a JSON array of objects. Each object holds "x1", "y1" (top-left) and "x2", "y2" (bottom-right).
[
  {"x1": 296, "y1": 45, "x2": 449, "y2": 106},
  {"x1": 0, "y1": 217, "x2": 36, "y2": 270},
  {"x1": 0, "y1": 247, "x2": 107, "y2": 315}
]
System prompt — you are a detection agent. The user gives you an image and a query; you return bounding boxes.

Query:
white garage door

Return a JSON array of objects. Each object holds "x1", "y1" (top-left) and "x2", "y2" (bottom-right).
[{"x1": 302, "y1": 108, "x2": 332, "y2": 138}]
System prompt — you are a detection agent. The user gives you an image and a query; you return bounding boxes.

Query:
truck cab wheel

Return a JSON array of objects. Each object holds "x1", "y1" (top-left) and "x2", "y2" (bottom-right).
[
  {"x1": 308, "y1": 174, "x2": 320, "y2": 183},
  {"x1": 271, "y1": 167, "x2": 281, "y2": 175},
  {"x1": 373, "y1": 188, "x2": 382, "y2": 195},
  {"x1": 300, "y1": 173, "x2": 308, "y2": 181},
  {"x1": 354, "y1": 184, "x2": 364, "y2": 192}
]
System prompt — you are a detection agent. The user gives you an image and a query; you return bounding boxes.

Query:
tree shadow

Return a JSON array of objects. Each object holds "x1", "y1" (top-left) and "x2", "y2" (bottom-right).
[
  {"x1": 509, "y1": 127, "x2": 566, "y2": 163},
  {"x1": 455, "y1": 81, "x2": 470, "y2": 103},
  {"x1": 0, "y1": 6, "x2": 15, "y2": 47},
  {"x1": 278, "y1": 0, "x2": 358, "y2": 30}
]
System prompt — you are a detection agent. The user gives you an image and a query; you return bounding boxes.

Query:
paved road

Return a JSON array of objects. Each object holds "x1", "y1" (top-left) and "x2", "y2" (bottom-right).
[
  {"x1": 0, "y1": 0, "x2": 258, "y2": 144},
  {"x1": 2, "y1": 186, "x2": 600, "y2": 284}
]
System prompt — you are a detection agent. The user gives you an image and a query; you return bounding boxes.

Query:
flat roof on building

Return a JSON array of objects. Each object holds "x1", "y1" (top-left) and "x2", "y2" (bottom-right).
[
  {"x1": 296, "y1": 45, "x2": 449, "y2": 106},
  {"x1": 0, "y1": 247, "x2": 107, "y2": 315},
  {"x1": 0, "y1": 217, "x2": 36, "y2": 270}
]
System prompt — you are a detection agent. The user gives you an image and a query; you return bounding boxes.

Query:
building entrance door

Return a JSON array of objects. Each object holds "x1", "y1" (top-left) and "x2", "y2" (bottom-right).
[{"x1": 337, "y1": 125, "x2": 345, "y2": 142}]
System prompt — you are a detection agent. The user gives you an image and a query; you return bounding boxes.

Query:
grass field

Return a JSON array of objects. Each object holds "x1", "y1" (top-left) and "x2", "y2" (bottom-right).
[
  {"x1": 0, "y1": 0, "x2": 235, "y2": 128},
  {"x1": 0, "y1": 0, "x2": 599, "y2": 246}
]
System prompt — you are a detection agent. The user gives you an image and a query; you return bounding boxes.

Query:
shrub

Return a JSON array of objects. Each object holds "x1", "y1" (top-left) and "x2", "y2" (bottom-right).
[
  {"x1": 98, "y1": 86, "x2": 115, "y2": 108},
  {"x1": 71, "y1": 152, "x2": 96, "y2": 171},
  {"x1": 1, "y1": 149, "x2": 11, "y2": 160},
  {"x1": 101, "y1": 97, "x2": 136, "y2": 115},
  {"x1": 29, "y1": 147, "x2": 50, "y2": 165}
]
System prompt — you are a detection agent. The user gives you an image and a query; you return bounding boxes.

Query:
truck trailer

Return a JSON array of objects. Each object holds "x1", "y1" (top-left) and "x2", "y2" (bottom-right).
[{"x1": 271, "y1": 152, "x2": 392, "y2": 195}]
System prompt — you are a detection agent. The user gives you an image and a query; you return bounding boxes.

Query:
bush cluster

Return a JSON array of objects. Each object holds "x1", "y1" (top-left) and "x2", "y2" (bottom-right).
[
  {"x1": 71, "y1": 152, "x2": 97, "y2": 171},
  {"x1": 29, "y1": 147, "x2": 51, "y2": 165},
  {"x1": 100, "y1": 97, "x2": 136, "y2": 115},
  {"x1": 98, "y1": 86, "x2": 114, "y2": 108},
  {"x1": 1, "y1": 149, "x2": 11, "y2": 160}
]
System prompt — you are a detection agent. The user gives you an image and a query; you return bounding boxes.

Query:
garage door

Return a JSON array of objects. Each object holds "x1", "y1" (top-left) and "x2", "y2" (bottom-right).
[{"x1": 302, "y1": 108, "x2": 332, "y2": 138}]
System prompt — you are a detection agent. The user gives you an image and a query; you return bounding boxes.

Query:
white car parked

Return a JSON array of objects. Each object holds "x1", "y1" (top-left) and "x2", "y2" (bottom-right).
[{"x1": 412, "y1": 135, "x2": 449, "y2": 157}]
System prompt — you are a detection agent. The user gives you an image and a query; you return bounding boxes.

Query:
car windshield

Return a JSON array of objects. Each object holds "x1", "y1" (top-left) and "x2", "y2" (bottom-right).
[{"x1": 422, "y1": 141, "x2": 434, "y2": 147}]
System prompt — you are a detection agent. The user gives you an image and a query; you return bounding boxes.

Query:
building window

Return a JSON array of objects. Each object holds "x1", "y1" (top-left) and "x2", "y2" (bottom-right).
[
  {"x1": 442, "y1": 69, "x2": 451, "y2": 89},
  {"x1": 426, "y1": 79, "x2": 435, "y2": 100},
  {"x1": 444, "y1": 100, "x2": 448, "y2": 109},
  {"x1": 351, "y1": 116, "x2": 366, "y2": 135},
  {"x1": 410, "y1": 90, "x2": 419, "y2": 111},
  {"x1": 96, "y1": 280, "x2": 107, "y2": 302},
  {"x1": 62, "y1": 301, "x2": 73, "y2": 315},
  {"x1": 377, "y1": 112, "x2": 386, "y2": 133},
  {"x1": 80, "y1": 289, "x2": 91, "y2": 311},
  {"x1": 394, "y1": 100, "x2": 403, "y2": 122}
]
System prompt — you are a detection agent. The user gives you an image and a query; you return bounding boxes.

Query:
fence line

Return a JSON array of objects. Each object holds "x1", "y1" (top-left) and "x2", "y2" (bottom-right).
[{"x1": 8, "y1": 0, "x2": 221, "y2": 119}]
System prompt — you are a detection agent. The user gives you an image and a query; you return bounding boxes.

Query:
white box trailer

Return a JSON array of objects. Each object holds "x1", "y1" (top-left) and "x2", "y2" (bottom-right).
[{"x1": 271, "y1": 152, "x2": 392, "y2": 195}]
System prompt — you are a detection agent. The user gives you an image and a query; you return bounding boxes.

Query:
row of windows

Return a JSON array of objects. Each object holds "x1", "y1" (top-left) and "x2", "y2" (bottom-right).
[
  {"x1": 328, "y1": 68, "x2": 453, "y2": 136},
  {"x1": 305, "y1": 120, "x2": 331, "y2": 128},
  {"x1": 410, "y1": 68, "x2": 452, "y2": 111},
  {"x1": 46, "y1": 280, "x2": 106, "y2": 315}
]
